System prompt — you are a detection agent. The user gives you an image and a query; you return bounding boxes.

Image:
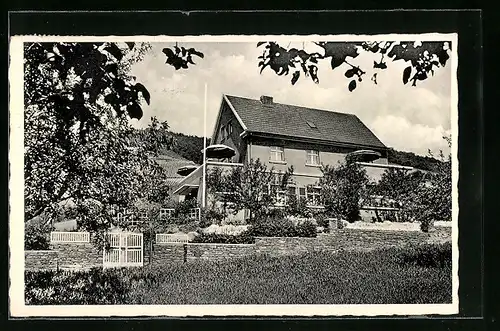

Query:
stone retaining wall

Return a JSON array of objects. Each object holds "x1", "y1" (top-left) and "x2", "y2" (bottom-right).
[
  {"x1": 26, "y1": 227, "x2": 452, "y2": 270},
  {"x1": 185, "y1": 243, "x2": 255, "y2": 261},
  {"x1": 25, "y1": 250, "x2": 59, "y2": 270},
  {"x1": 50, "y1": 242, "x2": 102, "y2": 269},
  {"x1": 149, "y1": 243, "x2": 185, "y2": 266}
]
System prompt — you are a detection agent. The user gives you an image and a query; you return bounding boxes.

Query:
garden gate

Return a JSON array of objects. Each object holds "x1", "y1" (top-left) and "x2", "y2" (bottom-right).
[{"x1": 103, "y1": 232, "x2": 143, "y2": 268}]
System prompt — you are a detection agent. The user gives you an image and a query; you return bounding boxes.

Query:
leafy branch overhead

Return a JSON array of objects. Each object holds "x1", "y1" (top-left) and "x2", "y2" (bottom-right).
[
  {"x1": 162, "y1": 45, "x2": 204, "y2": 70},
  {"x1": 257, "y1": 41, "x2": 451, "y2": 91},
  {"x1": 25, "y1": 42, "x2": 152, "y2": 139}
]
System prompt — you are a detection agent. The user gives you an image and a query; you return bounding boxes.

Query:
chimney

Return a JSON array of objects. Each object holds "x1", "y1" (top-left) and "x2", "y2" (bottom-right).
[{"x1": 260, "y1": 95, "x2": 273, "y2": 105}]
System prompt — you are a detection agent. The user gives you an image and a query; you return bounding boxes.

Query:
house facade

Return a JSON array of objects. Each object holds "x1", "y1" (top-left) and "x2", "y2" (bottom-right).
[{"x1": 173, "y1": 94, "x2": 415, "y2": 221}]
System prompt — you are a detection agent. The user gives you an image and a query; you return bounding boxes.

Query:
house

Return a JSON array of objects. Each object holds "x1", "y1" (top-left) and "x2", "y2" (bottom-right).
[{"x1": 172, "y1": 94, "x2": 416, "y2": 221}]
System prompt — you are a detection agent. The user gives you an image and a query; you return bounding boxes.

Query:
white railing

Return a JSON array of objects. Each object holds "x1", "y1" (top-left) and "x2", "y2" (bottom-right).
[
  {"x1": 50, "y1": 232, "x2": 90, "y2": 243},
  {"x1": 159, "y1": 208, "x2": 201, "y2": 221},
  {"x1": 156, "y1": 233, "x2": 189, "y2": 244}
]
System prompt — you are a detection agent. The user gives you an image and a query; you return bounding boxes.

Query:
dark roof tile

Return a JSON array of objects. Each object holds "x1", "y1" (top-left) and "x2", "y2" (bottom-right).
[{"x1": 225, "y1": 95, "x2": 386, "y2": 149}]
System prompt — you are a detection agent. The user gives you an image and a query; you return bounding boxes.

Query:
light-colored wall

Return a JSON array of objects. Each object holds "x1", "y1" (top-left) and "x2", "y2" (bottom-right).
[{"x1": 248, "y1": 139, "x2": 389, "y2": 183}]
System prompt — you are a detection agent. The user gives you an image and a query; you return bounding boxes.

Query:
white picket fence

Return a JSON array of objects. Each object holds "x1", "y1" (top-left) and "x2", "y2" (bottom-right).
[
  {"x1": 103, "y1": 233, "x2": 143, "y2": 268},
  {"x1": 156, "y1": 233, "x2": 189, "y2": 244},
  {"x1": 50, "y1": 231, "x2": 90, "y2": 243}
]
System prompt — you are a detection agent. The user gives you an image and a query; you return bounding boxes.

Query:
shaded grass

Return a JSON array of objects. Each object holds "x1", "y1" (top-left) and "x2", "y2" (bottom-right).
[{"x1": 25, "y1": 243, "x2": 452, "y2": 305}]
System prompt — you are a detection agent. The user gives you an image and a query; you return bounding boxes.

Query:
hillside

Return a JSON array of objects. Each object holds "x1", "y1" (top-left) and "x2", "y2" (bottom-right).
[
  {"x1": 168, "y1": 133, "x2": 443, "y2": 171},
  {"x1": 170, "y1": 132, "x2": 211, "y2": 165},
  {"x1": 387, "y1": 148, "x2": 443, "y2": 172}
]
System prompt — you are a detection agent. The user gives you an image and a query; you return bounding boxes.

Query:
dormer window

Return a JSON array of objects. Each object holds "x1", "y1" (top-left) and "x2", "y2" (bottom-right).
[{"x1": 306, "y1": 121, "x2": 317, "y2": 128}]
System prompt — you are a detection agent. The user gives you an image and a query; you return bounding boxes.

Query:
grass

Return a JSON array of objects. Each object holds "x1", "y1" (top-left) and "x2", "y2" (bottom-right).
[{"x1": 25, "y1": 243, "x2": 452, "y2": 305}]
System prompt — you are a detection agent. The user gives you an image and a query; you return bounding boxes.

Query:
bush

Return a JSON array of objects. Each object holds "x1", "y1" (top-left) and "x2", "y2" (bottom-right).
[
  {"x1": 25, "y1": 220, "x2": 52, "y2": 250},
  {"x1": 191, "y1": 230, "x2": 255, "y2": 244},
  {"x1": 313, "y1": 212, "x2": 329, "y2": 229},
  {"x1": 25, "y1": 268, "x2": 129, "y2": 304},
  {"x1": 199, "y1": 207, "x2": 226, "y2": 228},
  {"x1": 250, "y1": 217, "x2": 317, "y2": 238},
  {"x1": 398, "y1": 242, "x2": 452, "y2": 268}
]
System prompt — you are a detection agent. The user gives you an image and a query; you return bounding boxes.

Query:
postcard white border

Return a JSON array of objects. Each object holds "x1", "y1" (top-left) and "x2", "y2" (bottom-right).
[{"x1": 9, "y1": 33, "x2": 459, "y2": 317}]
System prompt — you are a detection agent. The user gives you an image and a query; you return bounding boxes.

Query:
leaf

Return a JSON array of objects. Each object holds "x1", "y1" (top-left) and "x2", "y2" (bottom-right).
[
  {"x1": 348, "y1": 80, "x2": 357, "y2": 92},
  {"x1": 104, "y1": 43, "x2": 123, "y2": 61},
  {"x1": 257, "y1": 42, "x2": 266, "y2": 47},
  {"x1": 345, "y1": 68, "x2": 356, "y2": 78},
  {"x1": 162, "y1": 48, "x2": 175, "y2": 58},
  {"x1": 308, "y1": 65, "x2": 319, "y2": 84},
  {"x1": 373, "y1": 61, "x2": 387, "y2": 69},
  {"x1": 331, "y1": 56, "x2": 344, "y2": 69},
  {"x1": 291, "y1": 71, "x2": 300, "y2": 85},
  {"x1": 188, "y1": 48, "x2": 204, "y2": 58},
  {"x1": 181, "y1": 47, "x2": 187, "y2": 56},
  {"x1": 104, "y1": 63, "x2": 118, "y2": 75},
  {"x1": 402, "y1": 66, "x2": 412, "y2": 84},
  {"x1": 437, "y1": 49, "x2": 449, "y2": 66},
  {"x1": 126, "y1": 102, "x2": 143, "y2": 120},
  {"x1": 125, "y1": 42, "x2": 135, "y2": 50},
  {"x1": 134, "y1": 83, "x2": 151, "y2": 105}
]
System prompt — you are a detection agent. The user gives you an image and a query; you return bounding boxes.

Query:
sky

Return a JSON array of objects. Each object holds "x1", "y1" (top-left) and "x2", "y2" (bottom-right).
[{"x1": 130, "y1": 41, "x2": 453, "y2": 156}]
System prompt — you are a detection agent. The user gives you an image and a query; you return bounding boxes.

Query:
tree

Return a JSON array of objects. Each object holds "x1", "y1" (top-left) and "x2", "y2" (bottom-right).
[
  {"x1": 257, "y1": 41, "x2": 451, "y2": 90},
  {"x1": 24, "y1": 42, "x2": 178, "y2": 236},
  {"x1": 371, "y1": 168, "x2": 425, "y2": 222},
  {"x1": 412, "y1": 136, "x2": 452, "y2": 231},
  {"x1": 318, "y1": 161, "x2": 369, "y2": 222},
  {"x1": 206, "y1": 159, "x2": 293, "y2": 223}
]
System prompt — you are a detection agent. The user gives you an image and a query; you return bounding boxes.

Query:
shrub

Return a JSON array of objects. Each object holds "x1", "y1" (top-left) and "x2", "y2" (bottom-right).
[
  {"x1": 191, "y1": 230, "x2": 255, "y2": 244},
  {"x1": 313, "y1": 212, "x2": 329, "y2": 229},
  {"x1": 199, "y1": 207, "x2": 226, "y2": 228},
  {"x1": 25, "y1": 268, "x2": 129, "y2": 304},
  {"x1": 250, "y1": 217, "x2": 317, "y2": 238},
  {"x1": 25, "y1": 220, "x2": 53, "y2": 250},
  {"x1": 398, "y1": 242, "x2": 452, "y2": 268}
]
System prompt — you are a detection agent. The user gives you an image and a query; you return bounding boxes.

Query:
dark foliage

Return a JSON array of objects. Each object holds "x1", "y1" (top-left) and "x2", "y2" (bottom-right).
[
  {"x1": 250, "y1": 217, "x2": 317, "y2": 238},
  {"x1": 397, "y1": 242, "x2": 452, "y2": 269},
  {"x1": 162, "y1": 44, "x2": 204, "y2": 70},
  {"x1": 25, "y1": 220, "x2": 53, "y2": 250},
  {"x1": 257, "y1": 41, "x2": 451, "y2": 90},
  {"x1": 169, "y1": 132, "x2": 210, "y2": 164},
  {"x1": 25, "y1": 268, "x2": 129, "y2": 304},
  {"x1": 387, "y1": 148, "x2": 443, "y2": 171},
  {"x1": 191, "y1": 230, "x2": 255, "y2": 244}
]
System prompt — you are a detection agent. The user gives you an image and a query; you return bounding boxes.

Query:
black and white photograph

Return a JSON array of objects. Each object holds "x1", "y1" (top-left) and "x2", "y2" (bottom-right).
[{"x1": 9, "y1": 33, "x2": 458, "y2": 317}]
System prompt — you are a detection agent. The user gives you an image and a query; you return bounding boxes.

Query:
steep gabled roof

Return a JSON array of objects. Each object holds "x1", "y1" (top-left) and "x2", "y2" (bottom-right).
[{"x1": 224, "y1": 95, "x2": 387, "y2": 149}]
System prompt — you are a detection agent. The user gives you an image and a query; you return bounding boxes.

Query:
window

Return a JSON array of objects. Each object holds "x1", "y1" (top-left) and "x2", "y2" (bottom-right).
[
  {"x1": 298, "y1": 187, "x2": 307, "y2": 200},
  {"x1": 226, "y1": 122, "x2": 233, "y2": 136},
  {"x1": 220, "y1": 126, "x2": 226, "y2": 140},
  {"x1": 159, "y1": 208, "x2": 174, "y2": 221},
  {"x1": 306, "y1": 150, "x2": 320, "y2": 165},
  {"x1": 270, "y1": 146, "x2": 285, "y2": 162},
  {"x1": 269, "y1": 176, "x2": 287, "y2": 206},
  {"x1": 306, "y1": 186, "x2": 321, "y2": 206}
]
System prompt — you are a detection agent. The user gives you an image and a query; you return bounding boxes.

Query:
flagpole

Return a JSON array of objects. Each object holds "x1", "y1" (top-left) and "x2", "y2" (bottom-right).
[{"x1": 202, "y1": 83, "x2": 207, "y2": 208}]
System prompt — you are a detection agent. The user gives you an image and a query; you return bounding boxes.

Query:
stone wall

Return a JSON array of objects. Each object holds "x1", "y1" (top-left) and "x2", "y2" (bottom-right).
[
  {"x1": 149, "y1": 243, "x2": 186, "y2": 266},
  {"x1": 50, "y1": 242, "x2": 102, "y2": 269},
  {"x1": 25, "y1": 250, "x2": 59, "y2": 271},
  {"x1": 26, "y1": 227, "x2": 452, "y2": 270},
  {"x1": 185, "y1": 243, "x2": 255, "y2": 261},
  {"x1": 318, "y1": 229, "x2": 430, "y2": 252}
]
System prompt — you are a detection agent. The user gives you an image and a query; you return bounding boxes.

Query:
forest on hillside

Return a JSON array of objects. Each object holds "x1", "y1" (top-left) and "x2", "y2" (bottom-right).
[
  {"x1": 170, "y1": 132, "x2": 211, "y2": 164},
  {"x1": 169, "y1": 133, "x2": 443, "y2": 171}
]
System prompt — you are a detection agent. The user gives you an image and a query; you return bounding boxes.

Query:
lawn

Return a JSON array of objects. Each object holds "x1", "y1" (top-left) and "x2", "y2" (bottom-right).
[{"x1": 25, "y1": 243, "x2": 452, "y2": 305}]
